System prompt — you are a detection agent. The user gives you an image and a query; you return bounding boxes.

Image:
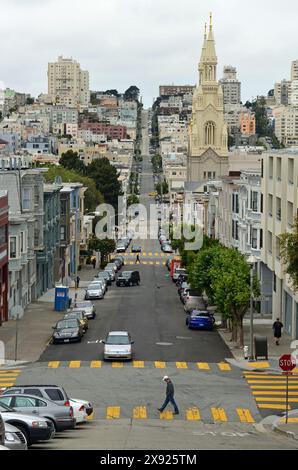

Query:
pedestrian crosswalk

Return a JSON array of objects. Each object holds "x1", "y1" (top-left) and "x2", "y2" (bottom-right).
[
  {"x1": 0, "y1": 369, "x2": 22, "y2": 388},
  {"x1": 244, "y1": 371, "x2": 298, "y2": 411},
  {"x1": 122, "y1": 252, "x2": 172, "y2": 258},
  {"x1": 124, "y1": 261, "x2": 166, "y2": 266},
  {"x1": 47, "y1": 360, "x2": 233, "y2": 372},
  {"x1": 86, "y1": 405, "x2": 256, "y2": 423}
]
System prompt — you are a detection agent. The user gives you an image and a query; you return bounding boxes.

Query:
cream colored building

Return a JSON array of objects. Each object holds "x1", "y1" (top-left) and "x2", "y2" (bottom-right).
[
  {"x1": 273, "y1": 106, "x2": 298, "y2": 146},
  {"x1": 261, "y1": 151, "x2": 298, "y2": 338},
  {"x1": 187, "y1": 15, "x2": 229, "y2": 182},
  {"x1": 48, "y1": 56, "x2": 90, "y2": 107}
]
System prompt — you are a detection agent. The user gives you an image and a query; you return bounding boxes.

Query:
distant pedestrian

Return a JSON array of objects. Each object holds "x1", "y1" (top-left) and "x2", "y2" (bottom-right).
[
  {"x1": 158, "y1": 376, "x2": 179, "y2": 415},
  {"x1": 273, "y1": 318, "x2": 283, "y2": 345},
  {"x1": 92, "y1": 258, "x2": 96, "y2": 269},
  {"x1": 76, "y1": 275, "x2": 80, "y2": 289},
  {"x1": 136, "y1": 254, "x2": 140, "y2": 264}
]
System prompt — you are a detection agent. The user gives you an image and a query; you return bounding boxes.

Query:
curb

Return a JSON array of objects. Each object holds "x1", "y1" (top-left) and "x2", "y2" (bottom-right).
[{"x1": 273, "y1": 425, "x2": 298, "y2": 440}]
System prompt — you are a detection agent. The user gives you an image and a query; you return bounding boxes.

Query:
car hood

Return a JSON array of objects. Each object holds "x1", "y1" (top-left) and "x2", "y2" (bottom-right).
[
  {"x1": 55, "y1": 327, "x2": 79, "y2": 335},
  {"x1": 1, "y1": 411, "x2": 48, "y2": 424},
  {"x1": 87, "y1": 288, "x2": 102, "y2": 293},
  {"x1": 104, "y1": 344, "x2": 131, "y2": 353}
]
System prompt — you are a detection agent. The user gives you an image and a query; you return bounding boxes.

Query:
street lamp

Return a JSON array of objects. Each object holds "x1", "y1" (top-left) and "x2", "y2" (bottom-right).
[{"x1": 247, "y1": 254, "x2": 257, "y2": 361}]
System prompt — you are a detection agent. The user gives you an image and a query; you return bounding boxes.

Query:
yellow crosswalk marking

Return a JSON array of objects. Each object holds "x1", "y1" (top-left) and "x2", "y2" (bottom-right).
[
  {"x1": 156, "y1": 261, "x2": 160, "y2": 265},
  {"x1": 143, "y1": 252, "x2": 147, "y2": 256},
  {"x1": 162, "y1": 262, "x2": 166, "y2": 266},
  {"x1": 48, "y1": 361, "x2": 60, "y2": 369},
  {"x1": 0, "y1": 370, "x2": 21, "y2": 373},
  {"x1": 0, "y1": 373, "x2": 19, "y2": 377},
  {"x1": 211, "y1": 407, "x2": 227, "y2": 422},
  {"x1": 218, "y1": 363, "x2": 231, "y2": 371},
  {"x1": 149, "y1": 261, "x2": 154, "y2": 265},
  {"x1": 133, "y1": 406, "x2": 147, "y2": 419},
  {"x1": 142, "y1": 261, "x2": 148, "y2": 265},
  {"x1": 237, "y1": 408, "x2": 255, "y2": 423},
  {"x1": 69, "y1": 361, "x2": 81, "y2": 368},
  {"x1": 107, "y1": 407, "x2": 120, "y2": 419},
  {"x1": 129, "y1": 261, "x2": 134, "y2": 265},
  {"x1": 176, "y1": 362, "x2": 188, "y2": 369},
  {"x1": 197, "y1": 363, "x2": 210, "y2": 370},
  {"x1": 244, "y1": 374, "x2": 298, "y2": 379},
  {"x1": 186, "y1": 407, "x2": 201, "y2": 421},
  {"x1": 255, "y1": 396, "x2": 298, "y2": 403},
  {"x1": 112, "y1": 362, "x2": 124, "y2": 368},
  {"x1": 253, "y1": 391, "x2": 298, "y2": 396},
  {"x1": 250, "y1": 385, "x2": 298, "y2": 389},
  {"x1": 155, "y1": 361, "x2": 166, "y2": 368},
  {"x1": 247, "y1": 362, "x2": 270, "y2": 368},
  {"x1": 133, "y1": 361, "x2": 144, "y2": 368},
  {"x1": 247, "y1": 380, "x2": 298, "y2": 384},
  {"x1": 155, "y1": 253, "x2": 159, "y2": 256},
  {"x1": 90, "y1": 361, "x2": 102, "y2": 368},
  {"x1": 159, "y1": 410, "x2": 173, "y2": 420},
  {"x1": 279, "y1": 417, "x2": 298, "y2": 423},
  {"x1": 0, "y1": 383, "x2": 15, "y2": 387},
  {"x1": 149, "y1": 252, "x2": 152, "y2": 256},
  {"x1": 258, "y1": 404, "x2": 291, "y2": 410}
]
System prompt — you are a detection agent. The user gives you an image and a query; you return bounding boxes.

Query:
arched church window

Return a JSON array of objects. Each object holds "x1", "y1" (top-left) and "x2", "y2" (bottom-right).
[{"x1": 205, "y1": 121, "x2": 215, "y2": 146}]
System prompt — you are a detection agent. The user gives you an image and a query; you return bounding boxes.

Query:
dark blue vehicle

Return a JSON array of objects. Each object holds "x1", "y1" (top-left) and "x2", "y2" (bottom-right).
[{"x1": 186, "y1": 310, "x2": 215, "y2": 330}]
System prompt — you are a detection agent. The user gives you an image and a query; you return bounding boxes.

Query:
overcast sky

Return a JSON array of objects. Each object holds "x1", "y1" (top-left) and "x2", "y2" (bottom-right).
[{"x1": 0, "y1": 0, "x2": 297, "y2": 107}]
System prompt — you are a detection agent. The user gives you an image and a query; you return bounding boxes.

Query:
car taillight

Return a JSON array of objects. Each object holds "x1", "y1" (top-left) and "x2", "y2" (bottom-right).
[
  {"x1": 79, "y1": 405, "x2": 85, "y2": 412},
  {"x1": 70, "y1": 406, "x2": 73, "y2": 417},
  {"x1": 64, "y1": 400, "x2": 70, "y2": 406}
]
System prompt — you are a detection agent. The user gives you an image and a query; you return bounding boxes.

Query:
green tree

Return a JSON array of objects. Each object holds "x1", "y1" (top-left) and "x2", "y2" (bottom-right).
[
  {"x1": 124, "y1": 86, "x2": 140, "y2": 101},
  {"x1": 155, "y1": 180, "x2": 168, "y2": 196},
  {"x1": 280, "y1": 216, "x2": 298, "y2": 292},
  {"x1": 44, "y1": 166, "x2": 104, "y2": 212},
  {"x1": 105, "y1": 89, "x2": 119, "y2": 97},
  {"x1": 88, "y1": 236, "x2": 116, "y2": 267},
  {"x1": 127, "y1": 194, "x2": 139, "y2": 206},
  {"x1": 59, "y1": 150, "x2": 85, "y2": 174},
  {"x1": 86, "y1": 157, "x2": 122, "y2": 210}
]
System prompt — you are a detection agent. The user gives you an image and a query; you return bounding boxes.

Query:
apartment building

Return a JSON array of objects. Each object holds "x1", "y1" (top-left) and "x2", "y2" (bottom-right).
[
  {"x1": 240, "y1": 112, "x2": 256, "y2": 135},
  {"x1": 220, "y1": 66, "x2": 241, "y2": 106},
  {"x1": 159, "y1": 85, "x2": 195, "y2": 97},
  {"x1": 261, "y1": 151, "x2": 298, "y2": 338},
  {"x1": 274, "y1": 80, "x2": 291, "y2": 106},
  {"x1": 273, "y1": 106, "x2": 298, "y2": 146},
  {"x1": 0, "y1": 191, "x2": 9, "y2": 323}
]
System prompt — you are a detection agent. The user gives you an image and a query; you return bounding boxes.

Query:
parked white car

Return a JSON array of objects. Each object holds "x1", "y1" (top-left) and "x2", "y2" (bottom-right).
[{"x1": 69, "y1": 399, "x2": 89, "y2": 423}]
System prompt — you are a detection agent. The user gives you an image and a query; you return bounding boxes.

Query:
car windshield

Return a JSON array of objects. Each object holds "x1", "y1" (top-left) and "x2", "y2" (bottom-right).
[
  {"x1": 192, "y1": 312, "x2": 210, "y2": 317},
  {"x1": 56, "y1": 320, "x2": 78, "y2": 329},
  {"x1": 65, "y1": 312, "x2": 82, "y2": 320},
  {"x1": 88, "y1": 284, "x2": 102, "y2": 289},
  {"x1": 75, "y1": 302, "x2": 91, "y2": 308},
  {"x1": 121, "y1": 271, "x2": 132, "y2": 277},
  {"x1": 0, "y1": 402, "x2": 14, "y2": 412},
  {"x1": 175, "y1": 269, "x2": 186, "y2": 274},
  {"x1": 106, "y1": 335, "x2": 130, "y2": 345},
  {"x1": 97, "y1": 273, "x2": 108, "y2": 278}
]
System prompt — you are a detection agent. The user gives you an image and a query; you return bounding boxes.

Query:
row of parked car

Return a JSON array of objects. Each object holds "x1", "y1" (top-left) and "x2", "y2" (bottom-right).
[
  {"x1": 0, "y1": 384, "x2": 93, "y2": 449},
  {"x1": 115, "y1": 231, "x2": 134, "y2": 253},
  {"x1": 158, "y1": 227, "x2": 173, "y2": 253},
  {"x1": 166, "y1": 261, "x2": 216, "y2": 331}
]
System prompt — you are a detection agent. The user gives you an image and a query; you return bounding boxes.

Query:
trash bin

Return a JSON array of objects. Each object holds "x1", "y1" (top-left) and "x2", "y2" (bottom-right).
[
  {"x1": 254, "y1": 335, "x2": 268, "y2": 360},
  {"x1": 54, "y1": 286, "x2": 70, "y2": 312}
]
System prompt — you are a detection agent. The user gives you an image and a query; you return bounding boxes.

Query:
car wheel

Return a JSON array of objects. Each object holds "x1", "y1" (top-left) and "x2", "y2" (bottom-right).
[{"x1": 13, "y1": 424, "x2": 31, "y2": 446}]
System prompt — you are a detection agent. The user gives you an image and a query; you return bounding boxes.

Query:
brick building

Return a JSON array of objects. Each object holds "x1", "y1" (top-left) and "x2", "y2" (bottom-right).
[{"x1": 79, "y1": 122, "x2": 126, "y2": 140}]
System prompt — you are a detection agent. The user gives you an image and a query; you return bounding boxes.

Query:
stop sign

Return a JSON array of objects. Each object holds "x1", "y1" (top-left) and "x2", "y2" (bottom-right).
[{"x1": 279, "y1": 354, "x2": 296, "y2": 372}]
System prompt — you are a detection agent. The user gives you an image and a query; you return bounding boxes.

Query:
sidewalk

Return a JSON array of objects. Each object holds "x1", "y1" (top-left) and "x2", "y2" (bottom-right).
[
  {"x1": 0, "y1": 266, "x2": 96, "y2": 366},
  {"x1": 218, "y1": 314, "x2": 297, "y2": 373}
]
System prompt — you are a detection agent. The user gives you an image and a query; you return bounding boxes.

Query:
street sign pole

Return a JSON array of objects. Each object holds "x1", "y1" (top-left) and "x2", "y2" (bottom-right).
[{"x1": 286, "y1": 373, "x2": 289, "y2": 424}]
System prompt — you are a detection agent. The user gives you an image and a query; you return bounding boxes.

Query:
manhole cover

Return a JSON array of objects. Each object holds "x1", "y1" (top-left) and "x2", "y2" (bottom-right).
[{"x1": 156, "y1": 342, "x2": 173, "y2": 346}]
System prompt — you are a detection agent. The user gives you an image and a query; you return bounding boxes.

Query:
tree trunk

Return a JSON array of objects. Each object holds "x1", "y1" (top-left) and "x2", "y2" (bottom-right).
[
  {"x1": 231, "y1": 318, "x2": 237, "y2": 342},
  {"x1": 238, "y1": 317, "x2": 244, "y2": 348}
]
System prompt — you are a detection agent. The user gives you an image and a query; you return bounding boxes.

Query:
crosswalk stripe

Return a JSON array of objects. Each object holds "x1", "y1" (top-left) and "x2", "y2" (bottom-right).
[
  {"x1": 211, "y1": 407, "x2": 227, "y2": 422},
  {"x1": 252, "y1": 391, "x2": 298, "y2": 396},
  {"x1": 107, "y1": 407, "x2": 120, "y2": 419},
  {"x1": 48, "y1": 361, "x2": 60, "y2": 369},
  {"x1": 244, "y1": 375, "x2": 298, "y2": 379},
  {"x1": 133, "y1": 361, "x2": 144, "y2": 368},
  {"x1": 246, "y1": 362, "x2": 270, "y2": 368},
  {"x1": 279, "y1": 417, "x2": 298, "y2": 423},
  {"x1": 0, "y1": 370, "x2": 21, "y2": 373},
  {"x1": 218, "y1": 363, "x2": 231, "y2": 371},
  {"x1": 197, "y1": 363, "x2": 210, "y2": 370},
  {"x1": 142, "y1": 261, "x2": 148, "y2": 265},
  {"x1": 155, "y1": 253, "x2": 159, "y2": 256},
  {"x1": 255, "y1": 396, "x2": 298, "y2": 403},
  {"x1": 90, "y1": 361, "x2": 102, "y2": 368},
  {"x1": 143, "y1": 252, "x2": 147, "y2": 256},
  {"x1": 0, "y1": 383, "x2": 15, "y2": 387},
  {"x1": 162, "y1": 262, "x2": 166, "y2": 266},
  {"x1": 149, "y1": 252, "x2": 152, "y2": 256},
  {"x1": 176, "y1": 362, "x2": 188, "y2": 369},
  {"x1": 186, "y1": 407, "x2": 201, "y2": 421},
  {"x1": 69, "y1": 361, "x2": 81, "y2": 368},
  {"x1": 257, "y1": 404, "x2": 291, "y2": 410},
  {"x1": 250, "y1": 385, "x2": 298, "y2": 389},
  {"x1": 159, "y1": 410, "x2": 173, "y2": 420},
  {"x1": 0, "y1": 373, "x2": 19, "y2": 377},
  {"x1": 112, "y1": 362, "x2": 124, "y2": 368},
  {"x1": 155, "y1": 361, "x2": 166, "y2": 368},
  {"x1": 247, "y1": 380, "x2": 298, "y2": 384},
  {"x1": 149, "y1": 261, "x2": 154, "y2": 265},
  {"x1": 236, "y1": 408, "x2": 255, "y2": 423},
  {"x1": 156, "y1": 261, "x2": 160, "y2": 265},
  {"x1": 133, "y1": 406, "x2": 147, "y2": 419}
]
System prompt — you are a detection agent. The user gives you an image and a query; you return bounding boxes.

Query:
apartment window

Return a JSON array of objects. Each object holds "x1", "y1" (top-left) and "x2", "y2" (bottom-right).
[
  {"x1": 276, "y1": 197, "x2": 281, "y2": 220},
  {"x1": 260, "y1": 193, "x2": 263, "y2": 213},
  {"x1": 232, "y1": 193, "x2": 239, "y2": 214},
  {"x1": 269, "y1": 157, "x2": 273, "y2": 179},
  {"x1": 260, "y1": 229, "x2": 263, "y2": 249},
  {"x1": 268, "y1": 194, "x2": 273, "y2": 216},
  {"x1": 268, "y1": 231, "x2": 272, "y2": 254},
  {"x1": 288, "y1": 158, "x2": 294, "y2": 184},
  {"x1": 60, "y1": 226, "x2": 66, "y2": 241},
  {"x1": 251, "y1": 228, "x2": 258, "y2": 249},
  {"x1": 251, "y1": 191, "x2": 258, "y2": 212},
  {"x1": 0, "y1": 226, "x2": 7, "y2": 245},
  {"x1": 232, "y1": 220, "x2": 239, "y2": 240},
  {"x1": 22, "y1": 189, "x2": 30, "y2": 210},
  {"x1": 9, "y1": 236, "x2": 17, "y2": 259},
  {"x1": 273, "y1": 274, "x2": 276, "y2": 292},
  {"x1": 276, "y1": 158, "x2": 282, "y2": 181},
  {"x1": 203, "y1": 172, "x2": 207, "y2": 180},
  {"x1": 20, "y1": 231, "x2": 26, "y2": 254}
]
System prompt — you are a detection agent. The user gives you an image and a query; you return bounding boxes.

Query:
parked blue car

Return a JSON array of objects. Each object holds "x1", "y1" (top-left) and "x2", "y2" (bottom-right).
[{"x1": 186, "y1": 310, "x2": 215, "y2": 330}]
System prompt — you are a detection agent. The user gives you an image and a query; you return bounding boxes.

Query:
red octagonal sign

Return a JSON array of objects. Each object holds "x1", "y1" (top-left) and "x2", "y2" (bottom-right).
[{"x1": 279, "y1": 354, "x2": 296, "y2": 372}]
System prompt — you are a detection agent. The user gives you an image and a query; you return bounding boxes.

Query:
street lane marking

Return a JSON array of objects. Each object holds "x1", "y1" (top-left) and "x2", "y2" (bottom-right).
[
  {"x1": 112, "y1": 362, "x2": 124, "y2": 368},
  {"x1": 90, "y1": 361, "x2": 102, "y2": 368},
  {"x1": 257, "y1": 404, "x2": 291, "y2": 410},
  {"x1": 159, "y1": 411, "x2": 173, "y2": 420},
  {"x1": 211, "y1": 407, "x2": 228, "y2": 422},
  {"x1": 133, "y1": 361, "x2": 144, "y2": 368},
  {"x1": 255, "y1": 397, "x2": 298, "y2": 403},
  {"x1": 149, "y1": 261, "x2": 154, "y2": 265},
  {"x1": 279, "y1": 417, "x2": 298, "y2": 423},
  {"x1": 155, "y1": 361, "x2": 166, "y2": 368},
  {"x1": 247, "y1": 380, "x2": 298, "y2": 384},
  {"x1": 236, "y1": 408, "x2": 255, "y2": 423},
  {"x1": 48, "y1": 361, "x2": 60, "y2": 369},
  {"x1": 0, "y1": 370, "x2": 21, "y2": 373},
  {"x1": 143, "y1": 252, "x2": 147, "y2": 256},
  {"x1": 133, "y1": 406, "x2": 147, "y2": 419},
  {"x1": 244, "y1": 374, "x2": 298, "y2": 379},
  {"x1": 250, "y1": 385, "x2": 298, "y2": 389},
  {"x1": 155, "y1": 253, "x2": 159, "y2": 256},
  {"x1": 69, "y1": 361, "x2": 81, "y2": 368},
  {"x1": 186, "y1": 407, "x2": 201, "y2": 421},
  {"x1": 0, "y1": 373, "x2": 19, "y2": 377},
  {"x1": 176, "y1": 362, "x2": 188, "y2": 369},
  {"x1": 107, "y1": 407, "x2": 120, "y2": 419},
  {"x1": 142, "y1": 261, "x2": 148, "y2": 265},
  {"x1": 197, "y1": 363, "x2": 210, "y2": 370},
  {"x1": 156, "y1": 261, "x2": 160, "y2": 265},
  {"x1": 252, "y1": 391, "x2": 298, "y2": 396},
  {"x1": 0, "y1": 383, "x2": 15, "y2": 387},
  {"x1": 218, "y1": 363, "x2": 231, "y2": 371},
  {"x1": 246, "y1": 362, "x2": 270, "y2": 368},
  {"x1": 149, "y1": 252, "x2": 152, "y2": 256}
]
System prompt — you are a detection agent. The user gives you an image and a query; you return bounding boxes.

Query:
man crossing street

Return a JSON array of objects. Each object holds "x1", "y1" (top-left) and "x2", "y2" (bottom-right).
[{"x1": 158, "y1": 376, "x2": 179, "y2": 414}]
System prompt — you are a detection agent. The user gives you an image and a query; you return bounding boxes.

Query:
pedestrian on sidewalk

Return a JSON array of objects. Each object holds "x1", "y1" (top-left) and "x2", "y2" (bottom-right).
[
  {"x1": 76, "y1": 275, "x2": 80, "y2": 289},
  {"x1": 136, "y1": 254, "x2": 140, "y2": 264},
  {"x1": 158, "y1": 376, "x2": 179, "y2": 414},
  {"x1": 273, "y1": 318, "x2": 283, "y2": 345},
  {"x1": 92, "y1": 258, "x2": 96, "y2": 269}
]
